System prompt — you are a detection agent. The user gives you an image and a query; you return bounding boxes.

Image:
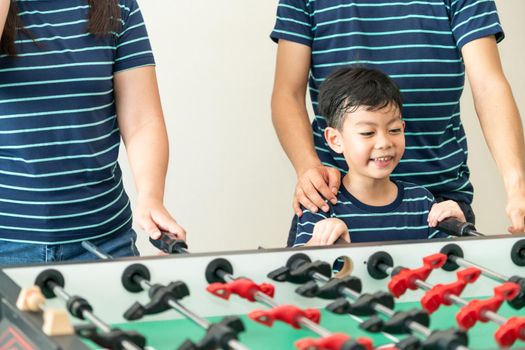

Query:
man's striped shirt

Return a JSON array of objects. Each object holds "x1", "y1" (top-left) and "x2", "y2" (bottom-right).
[
  {"x1": 271, "y1": 0, "x2": 504, "y2": 205},
  {"x1": 0, "y1": 0, "x2": 154, "y2": 243},
  {"x1": 294, "y1": 181, "x2": 442, "y2": 246}
]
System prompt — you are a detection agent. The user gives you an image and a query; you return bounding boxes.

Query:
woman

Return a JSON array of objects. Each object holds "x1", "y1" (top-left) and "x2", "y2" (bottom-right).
[{"x1": 0, "y1": 0, "x2": 185, "y2": 264}]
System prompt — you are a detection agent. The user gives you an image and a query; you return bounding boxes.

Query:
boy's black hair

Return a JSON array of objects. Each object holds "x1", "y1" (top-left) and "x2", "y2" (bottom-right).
[{"x1": 318, "y1": 66, "x2": 403, "y2": 130}]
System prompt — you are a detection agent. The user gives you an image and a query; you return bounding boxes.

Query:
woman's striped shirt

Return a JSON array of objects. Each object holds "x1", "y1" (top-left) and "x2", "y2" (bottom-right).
[{"x1": 0, "y1": 0, "x2": 154, "y2": 243}]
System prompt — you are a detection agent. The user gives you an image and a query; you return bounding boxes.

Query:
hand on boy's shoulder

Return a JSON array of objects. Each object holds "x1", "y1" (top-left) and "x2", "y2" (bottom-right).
[
  {"x1": 294, "y1": 165, "x2": 340, "y2": 217},
  {"x1": 428, "y1": 200, "x2": 466, "y2": 227},
  {"x1": 306, "y1": 218, "x2": 350, "y2": 246}
]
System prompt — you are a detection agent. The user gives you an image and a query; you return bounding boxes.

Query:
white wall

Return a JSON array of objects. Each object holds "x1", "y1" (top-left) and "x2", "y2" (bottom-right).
[{"x1": 125, "y1": 0, "x2": 525, "y2": 256}]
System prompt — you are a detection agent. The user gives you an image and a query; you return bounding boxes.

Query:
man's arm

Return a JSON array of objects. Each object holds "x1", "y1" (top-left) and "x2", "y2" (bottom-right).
[
  {"x1": 0, "y1": 0, "x2": 9, "y2": 39},
  {"x1": 114, "y1": 66, "x2": 186, "y2": 240},
  {"x1": 462, "y1": 36, "x2": 525, "y2": 233},
  {"x1": 271, "y1": 39, "x2": 339, "y2": 216}
]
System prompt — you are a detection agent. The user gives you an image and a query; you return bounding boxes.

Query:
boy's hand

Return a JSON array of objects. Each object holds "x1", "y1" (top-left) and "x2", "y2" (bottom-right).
[
  {"x1": 134, "y1": 196, "x2": 186, "y2": 241},
  {"x1": 294, "y1": 165, "x2": 340, "y2": 217},
  {"x1": 306, "y1": 218, "x2": 349, "y2": 246},
  {"x1": 506, "y1": 192, "x2": 525, "y2": 234},
  {"x1": 428, "y1": 200, "x2": 466, "y2": 227}
]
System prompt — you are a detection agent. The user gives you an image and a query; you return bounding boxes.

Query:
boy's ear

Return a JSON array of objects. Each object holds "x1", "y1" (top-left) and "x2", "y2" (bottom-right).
[
  {"x1": 402, "y1": 120, "x2": 406, "y2": 130},
  {"x1": 324, "y1": 127, "x2": 344, "y2": 154}
]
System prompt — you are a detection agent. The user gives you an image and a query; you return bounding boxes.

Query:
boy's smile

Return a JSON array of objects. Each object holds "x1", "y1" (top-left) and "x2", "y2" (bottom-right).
[
  {"x1": 325, "y1": 103, "x2": 405, "y2": 182},
  {"x1": 370, "y1": 155, "x2": 395, "y2": 169}
]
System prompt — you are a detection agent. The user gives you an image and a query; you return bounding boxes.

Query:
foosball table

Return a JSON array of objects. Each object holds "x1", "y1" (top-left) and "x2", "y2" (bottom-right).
[{"x1": 1, "y1": 232, "x2": 524, "y2": 350}]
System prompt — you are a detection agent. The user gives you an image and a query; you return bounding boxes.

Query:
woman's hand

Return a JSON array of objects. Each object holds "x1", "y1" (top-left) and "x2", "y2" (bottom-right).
[{"x1": 134, "y1": 196, "x2": 186, "y2": 241}]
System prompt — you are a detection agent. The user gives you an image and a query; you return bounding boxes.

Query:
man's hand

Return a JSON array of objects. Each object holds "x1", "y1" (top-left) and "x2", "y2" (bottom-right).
[
  {"x1": 463, "y1": 37, "x2": 525, "y2": 235},
  {"x1": 428, "y1": 200, "x2": 466, "y2": 227},
  {"x1": 294, "y1": 165, "x2": 340, "y2": 217},
  {"x1": 134, "y1": 196, "x2": 186, "y2": 241},
  {"x1": 306, "y1": 218, "x2": 349, "y2": 246},
  {"x1": 271, "y1": 40, "x2": 341, "y2": 217},
  {"x1": 506, "y1": 193, "x2": 525, "y2": 234}
]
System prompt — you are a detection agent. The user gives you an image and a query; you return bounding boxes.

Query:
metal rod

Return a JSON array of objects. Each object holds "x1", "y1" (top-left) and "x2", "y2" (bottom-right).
[
  {"x1": 448, "y1": 255, "x2": 507, "y2": 284},
  {"x1": 133, "y1": 275, "x2": 249, "y2": 350},
  {"x1": 136, "y1": 278, "x2": 210, "y2": 330},
  {"x1": 83, "y1": 245, "x2": 248, "y2": 349},
  {"x1": 468, "y1": 231, "x2": 484, "y2": 237},
  {"x1": 381, "y1": 264, "x2": 509, "y2": 327},
  {"x1": 176, "y1": 246, "x2": 189, "y2": 254},
  {"x1": 312, "y1": 272, "x2": 433, "y2": 338},
  {"x1": 220, "y1": 270, "x2": 339, "y2": 339},
  {"x1": 81, "y1": 241, "x2": 112, "y2": 259},
  {"x1": 46, "y1": 281, "x2": 141, "y2": 350}
]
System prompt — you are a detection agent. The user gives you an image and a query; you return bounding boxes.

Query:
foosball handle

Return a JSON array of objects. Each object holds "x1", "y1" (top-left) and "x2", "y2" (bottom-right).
[
  {"x1": 149, "y1": 232, "x2": 189, "y2": 254},
  {"x1": 436, "y1": 218, "x2": 482, "y2": 237},
  {"x1": 334, "y1": 237, "x2": 349, "y2": 245}
]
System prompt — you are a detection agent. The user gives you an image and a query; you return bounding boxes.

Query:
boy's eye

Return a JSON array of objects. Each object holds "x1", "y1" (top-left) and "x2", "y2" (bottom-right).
[
  {"x1": 359, "y1": 131, "x2": 375, "y2": 136},
  {"x1": 389, "y1": 128, "x2": 402, "y2": 134}
]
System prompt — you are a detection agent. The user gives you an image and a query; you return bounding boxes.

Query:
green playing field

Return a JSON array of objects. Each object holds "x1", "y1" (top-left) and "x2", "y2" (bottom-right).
[{"x1": 82, "y1": 301, "x2": 522, "y2": 349}]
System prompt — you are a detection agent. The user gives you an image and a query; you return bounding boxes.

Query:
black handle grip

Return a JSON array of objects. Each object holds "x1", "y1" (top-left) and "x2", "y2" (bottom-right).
[
  {"x1": 436, "y1": 218, "x2": 482, "y2": 237},
  {"x1": 335, "y1": 237, "x2": 349, "y2": 245},
  {"x1": 149, "y1": 232, "x2": 188, "y2": 254}
]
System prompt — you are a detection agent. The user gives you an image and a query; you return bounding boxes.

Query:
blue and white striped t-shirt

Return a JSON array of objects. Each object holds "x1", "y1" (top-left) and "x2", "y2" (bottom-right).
[
  {"x1": 294, "y1": 181, "x2": 442, "y2": 246},
  {"x1": 271, "y1": 0, "x2": 504, "y2": 205},
  {"x1": 0, "y1": 0, "x2": 154, "y2": 243}
]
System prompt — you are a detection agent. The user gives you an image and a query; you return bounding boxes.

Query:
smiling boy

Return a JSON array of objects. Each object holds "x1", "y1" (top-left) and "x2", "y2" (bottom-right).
[{"x1": 294, "y1": 67, "x2": 465, "y2": 247}]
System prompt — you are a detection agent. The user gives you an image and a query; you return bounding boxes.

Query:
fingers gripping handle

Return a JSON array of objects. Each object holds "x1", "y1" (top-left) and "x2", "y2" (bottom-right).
[
  {"x1": 149, "y1": 232, "x2": 188, "y2": 254},
  {"x1": 436, "y1": 218, "x2": 483, "y2": 237}
]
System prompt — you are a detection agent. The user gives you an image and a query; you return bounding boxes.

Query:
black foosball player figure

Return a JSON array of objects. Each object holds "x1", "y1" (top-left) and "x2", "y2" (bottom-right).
[
  {"x1": 120, "y1": 263, "x2": 249, "y2": 350},
  {"x1": 267, "y1": 252, "x2": 469, "y2": 350}
]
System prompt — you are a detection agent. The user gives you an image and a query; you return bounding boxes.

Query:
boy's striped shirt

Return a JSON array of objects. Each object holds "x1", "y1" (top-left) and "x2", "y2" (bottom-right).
[{"x1": 294, "y1": 181, "x2": 443, "y2": 246}]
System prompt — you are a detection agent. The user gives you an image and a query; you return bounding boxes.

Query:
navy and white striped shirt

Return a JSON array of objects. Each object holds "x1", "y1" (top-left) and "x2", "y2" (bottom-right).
[
  {"x1": 294, "y1": 181, "x2": 442, "y2": 246},
  {"x1": 271, "y1": 0, "x2": 504, "y2": 205},
  {"x1": 0, "y1": 0, "x2": 154, "y2": 243}
]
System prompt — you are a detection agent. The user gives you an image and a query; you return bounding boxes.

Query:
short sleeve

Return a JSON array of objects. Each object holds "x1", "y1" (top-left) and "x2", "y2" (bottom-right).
[
  {"x1": 294, "y1": 206, "x2": 330, "y2": 247},
  {"x1": 114, "y1": 0, "x2": 155, "y2": 72},
  {"x1": 270, "y1": 0, "x2": 314, "y2": 47},
  {"x1": 447, "y1": 0, "x2": 504, "y2": 50}
]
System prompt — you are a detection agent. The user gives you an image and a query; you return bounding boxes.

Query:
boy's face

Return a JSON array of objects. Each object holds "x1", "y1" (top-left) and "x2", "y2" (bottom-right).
[{"x1": 324, "y1": 103, "x2": 405, "y2": 181}]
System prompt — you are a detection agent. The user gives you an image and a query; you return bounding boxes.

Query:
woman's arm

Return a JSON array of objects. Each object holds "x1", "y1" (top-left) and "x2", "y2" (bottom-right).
[
  {"x1": 114, "y1": 65, "x2": 186, "y2": 240},
  {"x1": 0, "y1": 0, "x2": 9, "y2": 39},
  {"x1": 462, "y1": 36, "x2": 525, "y2": 234}
]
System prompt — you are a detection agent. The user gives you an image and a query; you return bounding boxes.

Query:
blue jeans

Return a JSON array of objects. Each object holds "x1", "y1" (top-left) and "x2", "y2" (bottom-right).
[{"x1": 0, "y1": 229, "x2": 140, "y2": 266}]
